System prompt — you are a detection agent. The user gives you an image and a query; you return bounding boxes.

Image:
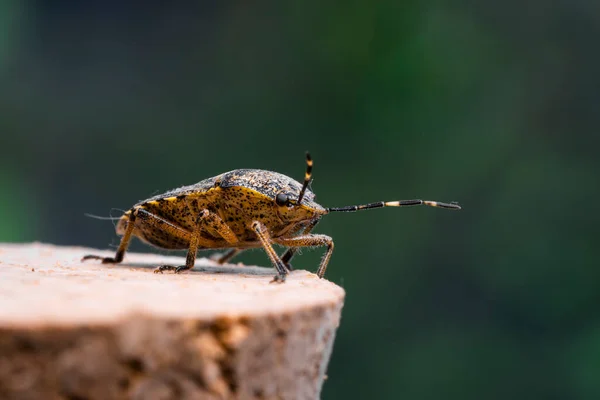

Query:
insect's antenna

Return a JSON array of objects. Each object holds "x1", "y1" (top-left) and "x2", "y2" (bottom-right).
[
  {"x1": 327, "y1": 199, "x2": 461, "y2": 213},
  {"x1": 297, "y1": 152, "x2": 313, "y2": 204}
]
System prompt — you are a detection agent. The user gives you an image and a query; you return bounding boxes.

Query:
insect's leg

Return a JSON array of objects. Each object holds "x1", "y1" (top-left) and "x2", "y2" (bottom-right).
[
  {"x1": 200, "y1": 209, "x2": 239, "y2": 245},
  {"x1": 215, "y1": 248, "x2": 244, "y2": 264},
  {"x1": 82, "y1": 208, "x2": 137, "y2": 264},
  {"x1": 280, "y1": 219, "x2": 321, "y2": 271},
  {"x1": 199, "y1": 207, "x2": 242, "y2": 263},
  {"x1": 134, "y1": 207, "x2": 199, "y2": 246},
  {"x1": 184, "y1": 198, "x2": 239, "y2": 245},
  {"x1": 154, "y1": 209, "x2": 241, "y2": 274},
  {"x1": 251, "y1": 220, "x2": 288, "y2": 283},
  {"x1": 154, "y1": 209, "x2": 210, "y2": 274},
  {"x1": 280, "y1": 251, "x2": 295, "y2": 271},
  {"x1": 273, "y1": 234, "x2": 334, "y2": 279}
]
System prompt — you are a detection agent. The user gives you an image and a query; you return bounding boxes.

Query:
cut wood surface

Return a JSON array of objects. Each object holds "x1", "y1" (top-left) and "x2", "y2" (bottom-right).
[{"x1": 0, "y1": 243, "x2": 345, "y2": 400}]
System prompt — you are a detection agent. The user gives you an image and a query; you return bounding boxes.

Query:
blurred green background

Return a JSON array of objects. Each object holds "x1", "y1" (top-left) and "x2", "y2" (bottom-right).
[{"x1": 1, "y1": 1, "x2": 599, "y2": 399}]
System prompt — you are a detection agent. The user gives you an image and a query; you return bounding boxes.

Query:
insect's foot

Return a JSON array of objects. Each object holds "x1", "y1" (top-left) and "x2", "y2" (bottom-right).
[
  {"x1": 174, "y1": 265, "x2": 190, "y2": 274},
  {"x1": 270, "y1": 274, "x2": 287, "y2": 284},
  {"x1": 82, "y1": 255, "x2": 118, "y2": 264},
  {"x1": 154, "y1": 265, "x2": 177, "y2": 274},
  {"x1": 82, "y1": 254, "x2": 101, "y2": 262}
]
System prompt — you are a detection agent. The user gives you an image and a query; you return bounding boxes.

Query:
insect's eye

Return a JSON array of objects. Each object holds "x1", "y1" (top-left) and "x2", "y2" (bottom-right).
[{"x1": 275, "y1": 193, "x2": 289, "y2": 206}]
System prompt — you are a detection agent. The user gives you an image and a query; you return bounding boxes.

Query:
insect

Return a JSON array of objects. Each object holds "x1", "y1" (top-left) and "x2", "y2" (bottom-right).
[{"x1": 83, "y1": 153, "x2": 460, "y2": 282}]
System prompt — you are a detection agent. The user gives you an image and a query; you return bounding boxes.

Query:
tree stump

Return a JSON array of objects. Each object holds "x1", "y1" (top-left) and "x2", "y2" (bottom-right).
[{"x1": 0, "y1": 243, "x2": 345, "y2": 400}]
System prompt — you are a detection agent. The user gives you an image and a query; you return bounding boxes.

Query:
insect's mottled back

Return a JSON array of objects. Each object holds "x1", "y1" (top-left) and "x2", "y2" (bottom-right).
[
  {"x1": 218, "y1": 169, "x2": 318, "y2": 205},
  {"x1": 139, "y1": 175, "x2": 217, "y2": 205},
  {"x1": 139, "y1": 169, "x2": 318, "y2": 207}
]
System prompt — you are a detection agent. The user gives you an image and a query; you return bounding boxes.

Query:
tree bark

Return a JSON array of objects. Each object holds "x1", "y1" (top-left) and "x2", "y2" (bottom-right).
[{"x1": 0, "y1": 243, "x2": 345, "y2": 400}]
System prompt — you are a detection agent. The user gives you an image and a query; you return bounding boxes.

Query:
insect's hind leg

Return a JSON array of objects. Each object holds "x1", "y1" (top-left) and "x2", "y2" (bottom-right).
[{"x1": 82, "y1": 209, "x2": 137, "y2": 264}]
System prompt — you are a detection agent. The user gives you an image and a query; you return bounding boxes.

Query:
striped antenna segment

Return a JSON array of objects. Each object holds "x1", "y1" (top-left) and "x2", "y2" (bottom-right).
[
  {"x1": 327, "y1": 199, "x2": 461, "y2": 212},
  {"x1": 297, "y1": 152, "x2": 313, "y2": 204}
]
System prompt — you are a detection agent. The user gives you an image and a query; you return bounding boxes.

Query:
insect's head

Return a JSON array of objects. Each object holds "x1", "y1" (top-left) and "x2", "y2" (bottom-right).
[
  {"x1": 273, "y1": 152, "x2": 327, "y2": 222},
  {"x1": 273, "y1": 187, "x2": 326, "y2": 223}
]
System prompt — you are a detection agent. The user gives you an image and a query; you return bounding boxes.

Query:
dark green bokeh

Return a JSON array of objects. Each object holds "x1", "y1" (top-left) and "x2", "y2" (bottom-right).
[{"x1": 1, "y1": 2, "x2": 599, "y2": 399}]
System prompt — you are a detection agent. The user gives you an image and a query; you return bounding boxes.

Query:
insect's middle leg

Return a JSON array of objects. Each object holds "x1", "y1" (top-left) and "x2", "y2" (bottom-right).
[
  {"x1": 155, "y1": 209, "x2": 240, "y2": 274},
  {"x1": 273, "y1": 234, "x2": 334, "y2": 279}
]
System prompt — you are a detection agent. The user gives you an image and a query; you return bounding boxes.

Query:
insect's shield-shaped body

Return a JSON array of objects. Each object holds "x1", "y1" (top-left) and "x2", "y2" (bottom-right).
[
  {"x1": 115, "y1": 169, "x2": 326, "y2": 250},
  {"x1": 84, "y1": 153, "x2": 459, "y2": 282}
]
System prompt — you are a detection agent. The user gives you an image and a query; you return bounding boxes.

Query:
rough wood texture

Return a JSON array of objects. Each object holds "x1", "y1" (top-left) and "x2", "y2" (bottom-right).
[{"x1": 0, "y1": 243, "x2": 345, "y2": 400}]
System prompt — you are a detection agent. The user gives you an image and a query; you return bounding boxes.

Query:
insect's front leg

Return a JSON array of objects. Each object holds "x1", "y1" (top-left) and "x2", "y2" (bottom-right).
[
  {"x1": 251, "y1": 221, "x2": 288, "y2": 283},
  {"x1": 273, "y1": 234, "x2": 334, "y2": 279},
  {"x1": 279, "y1": 219, "x2": 321, "y2": 271},
  {"x1": 155, "y1": 209, "x2": 240, "y2": 274},
  {"x1": 82, "y1": 208, "x2": 137, "y2": 264}
]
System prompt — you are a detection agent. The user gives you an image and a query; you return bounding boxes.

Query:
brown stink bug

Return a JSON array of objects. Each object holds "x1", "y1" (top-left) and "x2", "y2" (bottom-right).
[{"x1": 83, "y1": 153, "x2": 460, "y2": 282}]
